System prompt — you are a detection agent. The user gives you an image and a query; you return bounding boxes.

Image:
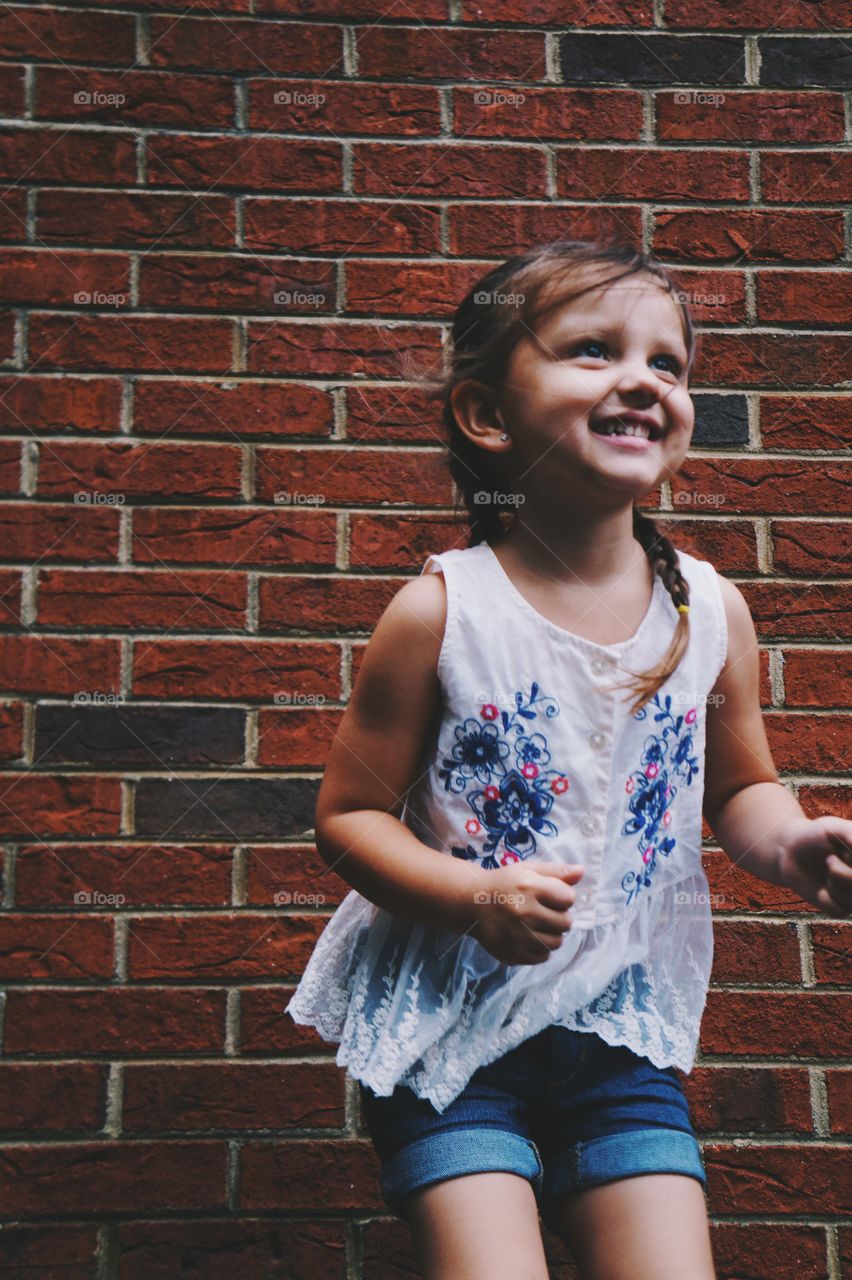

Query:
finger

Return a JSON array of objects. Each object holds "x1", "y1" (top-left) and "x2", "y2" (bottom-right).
[{"x1": 827, "y1": 853, "x2": 852, "y2": 893}]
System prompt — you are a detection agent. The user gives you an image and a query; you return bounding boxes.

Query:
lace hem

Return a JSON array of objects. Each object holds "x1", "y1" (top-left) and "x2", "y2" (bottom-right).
[{"x1": 285, "y1": 866, "x2": 713, "y2": 1114}]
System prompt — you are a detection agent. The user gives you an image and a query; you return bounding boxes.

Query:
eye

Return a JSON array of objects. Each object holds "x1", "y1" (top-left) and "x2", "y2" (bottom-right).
[
  {"x1": 652, "y1": 354, "x2": 683, "y2": 375},
  {"x1": 571, "y1": 340, "x2": 608, "y2": 359}
]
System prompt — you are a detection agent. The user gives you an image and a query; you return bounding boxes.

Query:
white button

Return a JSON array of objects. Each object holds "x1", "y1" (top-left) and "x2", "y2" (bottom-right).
[
  {"x1": 590, "y1": 657, "x2": 608, "y2": 674},
  {"x1": 581, "y1": 815, "x2": 600, "y2": 835},
  {"x1": 577, "y1": 888, "x2": 590, "y2": 903},
  {"x1": 589, "y1": 730, "x2": 606, "y2": 750}
]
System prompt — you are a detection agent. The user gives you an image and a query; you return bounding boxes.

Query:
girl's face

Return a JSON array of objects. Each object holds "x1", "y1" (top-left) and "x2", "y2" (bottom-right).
[{"x1": 495, "y1": 274, "x2": 694, "y2": 503}]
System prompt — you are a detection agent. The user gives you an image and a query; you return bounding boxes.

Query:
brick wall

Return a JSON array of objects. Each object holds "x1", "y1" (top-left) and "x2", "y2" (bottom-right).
[{"x1": 0, "y1": 1, "x2": 850, "y2": 1276}]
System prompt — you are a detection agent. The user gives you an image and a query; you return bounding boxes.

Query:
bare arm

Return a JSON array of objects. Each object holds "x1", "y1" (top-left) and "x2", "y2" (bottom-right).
[
  {"x1": 314, "y1": 570, "x2": 483, "y2": 935},
  {"x1": 703, "y1": 574, "x2": 816, "y2": 885}
]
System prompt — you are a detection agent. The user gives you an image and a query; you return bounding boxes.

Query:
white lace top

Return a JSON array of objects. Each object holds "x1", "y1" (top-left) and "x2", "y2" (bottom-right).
[{"x1": 286, "y1": 540, "x2": 728, "y2": 1114}]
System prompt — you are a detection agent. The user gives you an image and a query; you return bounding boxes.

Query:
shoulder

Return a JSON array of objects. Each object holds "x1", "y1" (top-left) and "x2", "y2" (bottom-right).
[
  {"x1": 713, "y1": 572, "x2": 758, "y2": 680},
  {"x1": 352, "y1": 568, "x2": 448, "y2": 722}
]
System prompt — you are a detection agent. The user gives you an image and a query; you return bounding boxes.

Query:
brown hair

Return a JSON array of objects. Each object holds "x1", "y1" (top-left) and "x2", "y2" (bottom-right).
[{"x1": 410, "y1": 238, "x2": 700, "y2": 717}]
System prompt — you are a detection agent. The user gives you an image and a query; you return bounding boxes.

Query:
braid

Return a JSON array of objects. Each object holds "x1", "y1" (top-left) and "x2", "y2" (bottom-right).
[
  {"x1": 447, "y1": 415, "x2": 514, "y2": 548},
  {"x1": 601, "y1": 507, "x2": 692, "y2": 716}
]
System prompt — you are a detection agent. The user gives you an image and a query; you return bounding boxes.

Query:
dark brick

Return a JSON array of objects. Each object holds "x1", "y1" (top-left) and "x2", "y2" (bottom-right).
[
  {"x1": 759, "y1": 37, "x2": 852, "y2": 89},
  {"x1": 35, "y1": 704, "x2": 246, "y2": 768},
  {"x1": 560, "y1": 34, "x2": 746, "y2": 86},
  {"x1": 691, "y1": 394, "x2": 750, "y2": 447},
  {"x1": 135, "y1": 777, "x2": 321, "y2": 839}
]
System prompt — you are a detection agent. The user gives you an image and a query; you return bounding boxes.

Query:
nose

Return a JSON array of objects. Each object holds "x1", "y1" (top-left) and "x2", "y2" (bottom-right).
[{"x1": 613, "y1": 357, "x2": 665, "y2": 399}]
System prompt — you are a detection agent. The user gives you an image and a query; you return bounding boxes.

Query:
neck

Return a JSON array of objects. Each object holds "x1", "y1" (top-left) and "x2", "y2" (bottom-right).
[{"x1": 494, "y1": 504, "x2": 648, "y2": 589}]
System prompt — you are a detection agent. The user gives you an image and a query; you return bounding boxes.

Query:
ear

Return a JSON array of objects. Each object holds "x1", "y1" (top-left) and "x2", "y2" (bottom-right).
[{"x1": 449, "y1": 379, "x2": 511, "y2": 456}]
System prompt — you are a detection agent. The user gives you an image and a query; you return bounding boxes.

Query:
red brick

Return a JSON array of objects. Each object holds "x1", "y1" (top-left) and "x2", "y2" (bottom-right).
[
  {"x1": 0, "y1": 1143, "x2": 228, "y2": 1215},
  {"x1": 0, "y1": 248, "x2": 129, "y2": 306},
  {"x1": 37, "y1": 189, "x2": 236, "y2": 248},
  {"x1": 762, "y1": 151, "x2": 852, "y2": 203},
  {"x1": 665, "y1": 0, "x2": 849, "y2": 26},
  {"x1": 761, "y1": 396, "x2": 852, "y2": 450},
  {"x1": 702, "y1": 991, "x2": 852, "y2": 1056},
  {"x1": 0, "y1": 500, "x2": 119, "y2": 561},
  {"x1": 255, "y1": 445, "x2": 451, "y2": 506},
  {"x1": 0, "y1": 635, "x2": 121, "y2": 696},
  {"x1": 0, "y1": 374, "x2": 122, "y2": 434},
  {"x1": 122, "y1": 1061, "x2": 344, "y2": 1131},
  {"x1": 654, "y1": 209, "x2": 845, "y2": 262},
  {"x1": 780, "y1": 649, "x2": 851, "y2": 708},
  {"x1": 133, "y1": 378, "x2": 333, "y2": 440},
  {"x1": 148, "y1": 17, "x2": 341, "y2": 74},
  {"x1": 133, "y1": 507, "x2": 337, "y2": 567},
  {"x1": 29, "y1": 314, "x2": 235, "y2": 375},
  {"x1": 0, "y1": 126, "x2": 136, "y2": 184},
  {"x1": 0, "y1": 701, "x2": 23, "y2": 761},
  {"x1": 0, "y1": 7, "x2": 135, "y2": 62},
  {"x1": 826, "y1": 1068, "x2": 852, "y2": 1134},
  {"x1": 353, "y1": 143, "x2": 548, "y2": 198},
  {"x1": 357, "y1": 27, "x2": 545, "y2": 81},
  {"x1": 35, "y1": 68, "x2": 234, "y2": 129},
  {"x1": 704, "y1": 1143, "x2": 851, "y2": 1214},
  {"x1": 243, "y1": 844, "x2": 349, "y2": 908},
  {"x1": 3, "y1": 988, "x2": 225, "y2": 1054},
  {"x1": 37, "y1": 441, "x2": 243, "y2": 500},
  {"x1": 127, "y1": 914, "x2": 325, "y2": 979},
  {"x1": 757, "y1": 270, "x2": 852, "y2": 324},
  {"x1": 146, "y1": 134, "x2": 340, "y2": 194},
  {"x1": 671, "y1": 458, "x2": 852, "y2": 514},
  {"x1": 255, "y1": 708, "x2": 344, "y2": 767},
  {"x1": 0, "y1": 775, "x2": 121, "y2": 837},
  {"x1": 0, "y1": 915, "x2": 113, "y2": 979},
  {"x1": 132, "y1": 639, "x2": 341, "y2": 700},
  {"x1": 37, "y1": 568, "x2": 247, "y2": 630},
  {"x1": 0, "y1": 1063, "x2": 107, "y2": 1131},
  {"x1": 15, "y1": 843, "x2": 234, "y2": 909},
  {"x1": 246, "y1": 320, "x2": 441, "y2": 378},
  {"x1": 248, "y1": 79, "x2": 442, "y2": 135},
  {"x1": 455, "y1": 87, "x2": 643, "y2": 139},
  {"x1": 244, "y1": 198, "x2": 442, "y2": 256},
  {"x1": 557, "y1": 147, "x2": 750, "y2": 201},
  {"x1": 810, "y1": 922, "x2": 852, "y2": 985},
  {"x1": 239, "y1": 1138, "x2": 383, "y2": 1212},
  {"x1": 138, "y1": 253, "x2": 336, "y2": 313},
  {"x1": 711, "y1": 919, "x2": 802, "y2": 984},
  {"x1": 656, "y1": 90, "x2": 846, "y2": 143}
]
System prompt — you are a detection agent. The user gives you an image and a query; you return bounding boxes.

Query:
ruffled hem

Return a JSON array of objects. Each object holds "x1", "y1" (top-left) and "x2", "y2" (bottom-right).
[{"x1": 285, "y1": 866, "x2": 713, "y2": 1115}]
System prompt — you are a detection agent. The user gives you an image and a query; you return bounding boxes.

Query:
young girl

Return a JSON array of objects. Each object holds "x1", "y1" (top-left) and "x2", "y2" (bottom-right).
[{"x1": 286, "y1": 240, "x2": 852, "y2": 1280}]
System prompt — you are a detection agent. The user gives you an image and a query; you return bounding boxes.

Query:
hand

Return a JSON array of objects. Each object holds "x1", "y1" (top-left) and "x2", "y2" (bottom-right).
[
  {"x1": 778, "y1": 816, "x2": 852, "y2": 917},
  {"x1": 470, "y1": 861, "x2": 585, "y2": 966}
]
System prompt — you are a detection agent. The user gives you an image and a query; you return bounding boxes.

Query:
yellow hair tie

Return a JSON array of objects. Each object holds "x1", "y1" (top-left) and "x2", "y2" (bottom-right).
[{"x1": 676, "y1": 604, "x2": 689, "y2": 614}]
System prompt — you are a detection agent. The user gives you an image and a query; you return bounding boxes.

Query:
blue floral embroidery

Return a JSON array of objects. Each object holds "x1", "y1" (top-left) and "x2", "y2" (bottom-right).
[
  {"x1": 441, "y1": 683, "x2": 571, "y2": 870},
  {"x1": 621, "y1": 692, "x2": 700, "y2": 906}
]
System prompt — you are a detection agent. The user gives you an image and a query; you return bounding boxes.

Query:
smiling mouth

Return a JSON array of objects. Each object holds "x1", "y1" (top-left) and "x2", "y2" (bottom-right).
[{"x1": 590, "y1": 417, "x2": 664, "y2": 441}]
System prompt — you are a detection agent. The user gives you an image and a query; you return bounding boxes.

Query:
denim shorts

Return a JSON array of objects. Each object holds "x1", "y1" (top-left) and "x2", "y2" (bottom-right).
[{"x1": 358, "y1": 1024, "x2": 707, "y2": 1235}]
